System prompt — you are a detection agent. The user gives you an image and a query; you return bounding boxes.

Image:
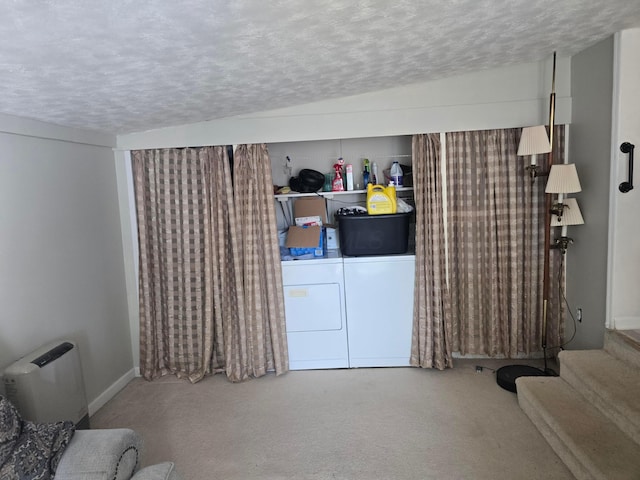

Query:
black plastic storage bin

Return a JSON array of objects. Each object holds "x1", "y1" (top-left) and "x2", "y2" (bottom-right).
[{"x1": 336, "y1": 212, "x2": 412, "y2": 256}]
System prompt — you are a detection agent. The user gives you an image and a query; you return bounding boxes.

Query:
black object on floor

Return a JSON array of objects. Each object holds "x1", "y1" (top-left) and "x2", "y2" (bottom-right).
[{"x1": 496, "y1": 365, "x2": 547, "y2": 393}]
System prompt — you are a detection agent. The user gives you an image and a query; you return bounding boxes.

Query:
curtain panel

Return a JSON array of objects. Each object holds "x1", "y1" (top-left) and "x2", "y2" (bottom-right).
[
  {"x1": 228, "y1": 144, "x2": 288, "y2": 381},
  {"x1": 445, "y1": 127, "x2": 565, "y2": 357},
  {"x1": 132, "y1": 147, "x2": 239, "y2": 382},
  {"x1": 132, "y1": 144, "x2": 288, "y2": 383},
  {"x1": 410, "y1": 133, "x2": 453, "y2": 370}
]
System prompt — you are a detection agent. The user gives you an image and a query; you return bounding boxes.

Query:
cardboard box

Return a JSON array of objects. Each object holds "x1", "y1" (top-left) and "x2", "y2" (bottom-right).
[
  {"x1": 285, "y1": 225, "x2": 324, "y2": 257},
  {"x1": 295, "y1": 216, "x2": 322, "y2": 227},
  {"x1": 284, "y1": 197, "x2": 329, "y2": 257},
  {"x1": 293, "y1": 197, "x2": 328, "y2": 225}
]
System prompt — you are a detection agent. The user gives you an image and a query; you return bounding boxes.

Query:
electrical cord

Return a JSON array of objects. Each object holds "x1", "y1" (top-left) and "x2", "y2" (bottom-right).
[
  {"x1": 546, "y1": 253, "x2": 577, "y2": 351},
  {"x1": 474, "y1": 365, "x2": 496, "y2": 373}
]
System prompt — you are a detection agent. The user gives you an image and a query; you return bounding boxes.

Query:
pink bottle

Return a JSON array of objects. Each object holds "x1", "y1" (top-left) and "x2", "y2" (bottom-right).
[{"x1": 332, "y1": 158, "x2": 345, "y2": 192}]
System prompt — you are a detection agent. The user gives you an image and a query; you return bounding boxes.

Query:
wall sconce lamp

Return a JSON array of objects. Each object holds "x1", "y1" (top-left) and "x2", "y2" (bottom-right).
[
  {"x1": 517, "y1": 125, "x2": 552, "y2": 180},
  {"x1": 545, "y1": 163, "x2": 582, "y2": 219},
  {"x1": 550, "y1": 197, "x2": 584, "y2": 254}
]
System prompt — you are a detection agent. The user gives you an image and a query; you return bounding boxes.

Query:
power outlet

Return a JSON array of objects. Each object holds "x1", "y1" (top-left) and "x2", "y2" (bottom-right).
[{"x1": 576, "y1": 308, "x2": 583, "y2": 323}]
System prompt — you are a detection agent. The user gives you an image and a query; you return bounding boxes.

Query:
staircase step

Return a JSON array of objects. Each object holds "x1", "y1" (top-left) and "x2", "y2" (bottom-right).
[
  {"x1": 516, "y1": 376, "x2": 640, "y2": 480},
  {"x1": 605, "y1": 329, "x2": 640, "y2": 369},
  {"x1": 559, "y1": 349, "x2": 640, "y2": 445}
]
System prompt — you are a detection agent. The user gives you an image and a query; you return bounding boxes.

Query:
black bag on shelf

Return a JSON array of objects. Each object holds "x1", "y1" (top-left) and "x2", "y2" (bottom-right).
[{"x1": 289, "y1": 169, "x2": 325, "y2": 193}]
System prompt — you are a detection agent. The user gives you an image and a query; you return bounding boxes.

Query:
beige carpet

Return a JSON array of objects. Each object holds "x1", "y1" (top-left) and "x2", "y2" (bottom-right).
[
  {"x1": 516, "y1": 330, "x2": 640, "y2": 479},
  {"x1": 91, "y1": 359, "x2": 573, "y2": 480}
]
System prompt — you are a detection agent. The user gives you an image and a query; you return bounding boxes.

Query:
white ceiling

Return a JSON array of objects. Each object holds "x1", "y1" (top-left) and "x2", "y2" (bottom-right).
[{"x1": 2, "y1": 1, "x2": 640, "y2": 136}]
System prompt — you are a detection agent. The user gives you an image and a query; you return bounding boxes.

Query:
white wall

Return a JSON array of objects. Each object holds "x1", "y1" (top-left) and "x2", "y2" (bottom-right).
[
  {"x1": 117, "y1": 58, "x2": 571, "y2": 150},
  {"x1": 608, "y1": 28, "x2": 640, "y2": 330},
  {"x1": 567, "y1": 36, "x2": 614, "y2": 349},
  {"x1": 0, "y1": 114, "x2": 134, "y2": 412},
  {"x1": 116, "y1": 58, "x2": 572, "y2": 365}
]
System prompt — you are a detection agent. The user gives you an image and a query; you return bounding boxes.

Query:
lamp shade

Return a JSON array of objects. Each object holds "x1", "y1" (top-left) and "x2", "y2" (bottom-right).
[
  {"x1": 545, "y1": 164, "x2": 582, "y2": 193},
  {"x1": 550, "y1": 198, "x2": 584, "y2": 226},
  {"x1": 517, "y1": 126, "x2": 552, "y2": 156}
]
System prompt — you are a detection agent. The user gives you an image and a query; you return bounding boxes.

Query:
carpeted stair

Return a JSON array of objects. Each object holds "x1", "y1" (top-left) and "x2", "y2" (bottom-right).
[{"x1": 516, "y1": 330, "x2": 640, "y2": 480}]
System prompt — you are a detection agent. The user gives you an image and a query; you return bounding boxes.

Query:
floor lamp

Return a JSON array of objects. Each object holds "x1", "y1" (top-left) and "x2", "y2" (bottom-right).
[
  {"x1": 497, "y1": 157, "x2": 585, "y2": 393},
  {"x1": 497, "y1": 52, "x2": 564, "y2": 393},
  {"x1": 496, "y1": 124, "x2": 554, "y2": 392}
]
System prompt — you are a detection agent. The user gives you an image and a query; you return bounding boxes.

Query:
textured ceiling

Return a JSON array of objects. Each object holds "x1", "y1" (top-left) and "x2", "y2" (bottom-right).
[{"x1": 2, "y1": 1, "x2": 640, "y2": 135}]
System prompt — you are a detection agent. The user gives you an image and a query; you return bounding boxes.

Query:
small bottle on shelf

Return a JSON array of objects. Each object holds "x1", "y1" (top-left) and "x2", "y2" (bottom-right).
[
  {"x1": 362, "y1": 158, "x2": 371, "y2": 187},
  {"x1": 346, "y1": 164, "x2": 354, "y2": 191},
  {"x1": 372, "y1": 161, "x2": 379, "y2": 185},
  {"x1": 390, "y1": 161, "x2": 403, "y2": 187}
]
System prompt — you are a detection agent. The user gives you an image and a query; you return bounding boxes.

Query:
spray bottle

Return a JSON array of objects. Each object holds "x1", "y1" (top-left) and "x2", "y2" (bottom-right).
[{"x1": 332, "y1": 158, "x2": 345, "y2": 192}]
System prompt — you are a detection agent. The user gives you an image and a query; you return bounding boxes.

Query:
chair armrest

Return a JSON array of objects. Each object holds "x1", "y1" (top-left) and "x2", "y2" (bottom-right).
[
  {"x1": 55, "y1": 428, "x2": 141, "y2": 480},
  {"x1": 131, "y1": 462, "x2": 180, "y2": 480}
]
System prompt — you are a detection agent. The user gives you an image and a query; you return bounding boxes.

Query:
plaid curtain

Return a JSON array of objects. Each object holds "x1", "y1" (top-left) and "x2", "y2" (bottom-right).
[
  {"x1": 227, "y1": 144, "x2": 288, "y2": 381},
  {"x1": 410, "y1": 133, "x2": 453, "y2": 370},
  {"x1": 132, "y1": 145, "x2": 288, "y2": 382},
  {"x1": 445, "y1": 127, "x2": 565, "y2": 357}
]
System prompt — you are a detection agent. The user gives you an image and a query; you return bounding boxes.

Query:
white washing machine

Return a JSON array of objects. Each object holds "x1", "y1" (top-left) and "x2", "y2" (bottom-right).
[
  {"x1": 281, "y1": 257, "x2": 349, "y2": 370},
  {"x1": 343, "y1": 254, "x2": 415, "y2": 367}
]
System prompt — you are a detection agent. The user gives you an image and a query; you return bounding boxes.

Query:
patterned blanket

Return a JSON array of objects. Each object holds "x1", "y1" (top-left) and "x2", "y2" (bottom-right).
[{"x1": 0, "y1": 395, "x2": 75, "y2": 480}]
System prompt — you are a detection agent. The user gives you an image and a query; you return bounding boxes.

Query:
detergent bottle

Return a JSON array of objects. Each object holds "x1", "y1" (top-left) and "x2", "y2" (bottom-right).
[{"x1": 366, "y1": 182, "x2": 397, "y2": 215}]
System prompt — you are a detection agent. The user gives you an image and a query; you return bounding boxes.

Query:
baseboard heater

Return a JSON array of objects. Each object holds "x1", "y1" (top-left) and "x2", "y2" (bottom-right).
[{"x1": 3, "y1": 340, "x2": 90, "y2": 429}]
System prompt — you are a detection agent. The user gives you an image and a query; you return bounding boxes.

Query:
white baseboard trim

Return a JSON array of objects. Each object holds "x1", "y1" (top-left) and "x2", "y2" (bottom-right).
[
  {"x1": 614, "y1": 316, "x2": 640, "y2": 330},
  {"x1": 88, "y1": 368, "x2": 136, "y2": 417},
  {"x1": 452, "y1": 351, "x2": 544, "y2": 359}
]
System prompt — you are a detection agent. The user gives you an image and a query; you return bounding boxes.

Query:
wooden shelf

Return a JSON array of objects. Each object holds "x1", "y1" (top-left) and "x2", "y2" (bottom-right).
[{"x1": 275, "y1": 187, "x2": 413, "y2": 202}]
